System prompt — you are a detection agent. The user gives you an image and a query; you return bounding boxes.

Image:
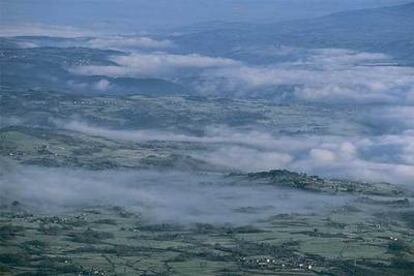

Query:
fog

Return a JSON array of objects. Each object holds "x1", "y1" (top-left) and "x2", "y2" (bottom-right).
[
  {"x1": 70, "y1": 48, "x2": 414, "y2": 104},
  {"x1": 62, "y1": 121, "x2": 414, "y2": 186},
  {"x1": 0, "y1": 164, "x2": 350, "y2": 225}
]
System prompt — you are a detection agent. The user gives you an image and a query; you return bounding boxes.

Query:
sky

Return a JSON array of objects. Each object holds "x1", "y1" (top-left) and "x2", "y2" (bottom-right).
[{"x1": 1, "y1": 0, "x2": 412, "y2": 33}]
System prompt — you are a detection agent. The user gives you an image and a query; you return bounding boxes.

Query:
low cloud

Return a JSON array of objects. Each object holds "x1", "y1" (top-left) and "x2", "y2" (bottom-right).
[
  {"x1": 86, "y1": 36, "x2": 174, "y2": 50},
  {"x1": 66, "y1": 79, "x2": 112, "y2": 92},
  {"x1": 71, "y1": 47, "x2": 414, "y2": 104},
  {"x1": 93, "y1": 79, "x2": 111, "y2": 91},
  {"x1": 200, "y1": 49, "x2": 414, "y2": 104},
  {"x1": 198, "y1": 131, "x2": 414, "y2": 186},
  {"x1": 71, "y1": 52, "x2": 240, "y2": 78},
  {"x1": 0, "y1": 165, "x2": 350, "y2": 224},
  {"x1": 61, "y1": 120, "x2": 414, "y2": 186},
  {"x1": 63, "y1": 121, "x2": 280, "y2": 146}
]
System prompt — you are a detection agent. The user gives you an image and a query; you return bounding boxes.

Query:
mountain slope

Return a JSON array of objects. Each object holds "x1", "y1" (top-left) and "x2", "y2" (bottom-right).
[{"x1": 173, "y1": 2, "x2": 414, "y2": 65}]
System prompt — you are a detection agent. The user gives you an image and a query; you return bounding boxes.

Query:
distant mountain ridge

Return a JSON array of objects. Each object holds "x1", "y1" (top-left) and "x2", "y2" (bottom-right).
[{"x1": 172, "y1": 2, "x2": 414, "y2": 65}]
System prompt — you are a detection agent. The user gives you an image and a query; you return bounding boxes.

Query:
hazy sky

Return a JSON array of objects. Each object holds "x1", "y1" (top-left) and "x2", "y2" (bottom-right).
[{"x1": 1, "y1": 0, "x2": 411, "y2": 32}]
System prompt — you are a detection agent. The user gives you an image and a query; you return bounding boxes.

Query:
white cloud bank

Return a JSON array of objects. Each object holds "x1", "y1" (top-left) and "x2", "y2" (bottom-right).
[
  {"x1": 198, "y1": 130, "x2": 414, "y2": 185},
  {"x1": 86, "y1": 36, "x2": 174, "y2": 50},
  {"x1": 0, "y1": 25, "x2": 174, "y2": 52},
  {"x1": 0, "y1": 166, "x2": 349, "y2": 224},
  {"x1": 62, "y1": 121, "x2": 414, "y2": 186},
  {"x1": 71, "y1": 48, "x2": 414, "y2": 104},
  {"x1": 71, "y1": 52, "x2": 240, "y2": 78},
  {"x1": 201, "y1": 49, "x2": 414, "y2": 104}
]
